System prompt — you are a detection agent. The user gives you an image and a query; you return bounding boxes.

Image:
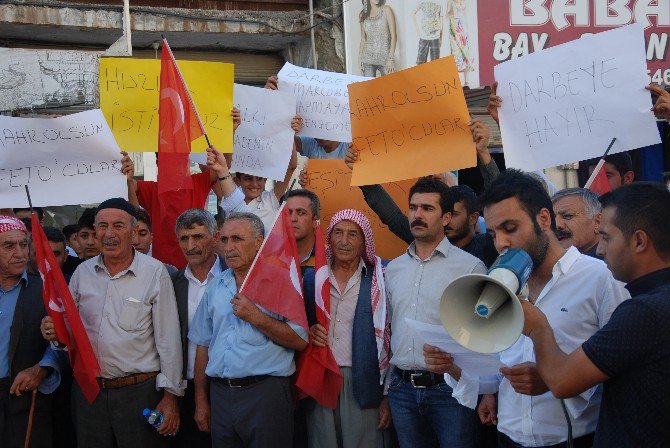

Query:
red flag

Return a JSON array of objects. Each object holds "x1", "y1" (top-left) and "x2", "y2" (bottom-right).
[
  {"x1": 158, "y1": 38, "x2": 206, "y2": 195},
  {"x1": 31, "y1": 214, "x2": 101, "y2": 404},
  {"x1": 240, "y1": 203, "x2": 308, "y2": 330},
  {"x1": 294, "y1": 221, "x2": 342, "y2": 409},
  {"x1": 585, "y1": 159, "x2": 612, "y2": 196}
]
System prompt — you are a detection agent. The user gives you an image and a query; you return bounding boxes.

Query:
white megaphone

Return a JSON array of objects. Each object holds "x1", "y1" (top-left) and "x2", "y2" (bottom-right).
[{"x1": 440, "y1": 248, "x2": 533, "y2": 353}]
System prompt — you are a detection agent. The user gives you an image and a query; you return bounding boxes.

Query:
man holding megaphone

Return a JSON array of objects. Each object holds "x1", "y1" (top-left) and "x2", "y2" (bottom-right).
[
  {"x1": 425, "y1": 170, "x2": 628, "y2": 448},
  {"x1": 519, "y1": 182, "x2": 670, "y2": 447}
]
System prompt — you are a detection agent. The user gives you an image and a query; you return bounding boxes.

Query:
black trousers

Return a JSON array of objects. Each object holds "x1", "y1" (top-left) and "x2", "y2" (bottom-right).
[
  {"x1": 0, "y1": 377, "x2": 53, "y2": 448},
  {"x1": 172, "y1": 379, "x2": 211, "y2": 448},
  {"x1": 210, "y1": 376, "x2": 293, "y2": 448}
]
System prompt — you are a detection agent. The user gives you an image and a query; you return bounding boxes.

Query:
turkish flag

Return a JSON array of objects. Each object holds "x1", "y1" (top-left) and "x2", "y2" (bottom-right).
[
  {"x1": 240, "y1": 203, "x2": 308, "y2": 330},
  {"x1": 32, "y1": 213, "x2": 101, "y2": 404},
  {"x1": 158, "y1": 38, "x2": 206, "y2": 195},
  {"x1": 294, "y1": 221, "x2": 342, "y2": 409},
  {"x1": 586, "y1": 159, "x2": 612, "y2": 196}
]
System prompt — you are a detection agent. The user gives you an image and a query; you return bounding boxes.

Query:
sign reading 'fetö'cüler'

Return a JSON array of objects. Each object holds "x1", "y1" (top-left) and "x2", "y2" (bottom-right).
[
  {"x1": 0, "y1": 109, "x2": 128, "y2": 207},
  {"x1": 348, "y1": 56, "x2": 476, "y2": 186}
]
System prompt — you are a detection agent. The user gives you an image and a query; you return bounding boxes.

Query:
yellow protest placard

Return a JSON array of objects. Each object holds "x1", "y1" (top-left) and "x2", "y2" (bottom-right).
[
  {"x1": 100, "y1": 58, "x2": 234, "y2": 152},
  {"x1": 307, "y1": 159, "x2": 416, "y2": 260},
  {"x1": 348, "y1": 56, "x2": 476, "y2": 186}
]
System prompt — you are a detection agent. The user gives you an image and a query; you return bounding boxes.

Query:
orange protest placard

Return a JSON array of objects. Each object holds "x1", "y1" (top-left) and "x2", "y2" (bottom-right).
[
  {"x1": 306, "y1": 159, "x2": 415, "y2": 261},
  {"x1": 348, "y1": 56, "x2": 476, "y2": 186}
]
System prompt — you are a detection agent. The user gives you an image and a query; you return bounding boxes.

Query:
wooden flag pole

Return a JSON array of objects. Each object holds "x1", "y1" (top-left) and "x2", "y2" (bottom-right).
[
  {"x1": 23, "y1": 389, "x2": 37, "y2": 448},
  {"x1": 584, "y1": 138, "x2": 616, "y2": 189}
]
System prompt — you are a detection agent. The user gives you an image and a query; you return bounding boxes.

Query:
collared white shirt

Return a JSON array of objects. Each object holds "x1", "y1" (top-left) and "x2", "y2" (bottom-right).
[
  {"x1": 184, "y1": 256, "x2": 222, "y2": 379},
  {"x1": 219, "y1": 187, "x2": 279, "y2": 235},
  {"x1": 385, "y1": 237, "x2": 486, "y2": 370},
  {"x1": 446, "y1": 247, "x2": 629, "y2": 446}
]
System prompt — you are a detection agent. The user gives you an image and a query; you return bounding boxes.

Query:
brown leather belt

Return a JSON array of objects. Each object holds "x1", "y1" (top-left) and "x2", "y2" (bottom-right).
[{"x1": 97, "y1": 371, "x2": 159, "y2": 389}]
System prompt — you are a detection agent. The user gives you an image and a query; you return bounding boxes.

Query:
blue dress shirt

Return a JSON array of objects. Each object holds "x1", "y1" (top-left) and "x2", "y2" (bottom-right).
[
  {"x1": 298, "y1": 136, "x2": 348, "y2": 159},
  {"x1": 188, "y1": 269, "x2": 308, "y2": 379}
]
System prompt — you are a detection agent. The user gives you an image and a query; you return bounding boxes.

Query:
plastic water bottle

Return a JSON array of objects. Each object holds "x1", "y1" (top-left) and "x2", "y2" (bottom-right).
[{"x1": 143, "y1": 408, "x2": 163, "y2": 429}]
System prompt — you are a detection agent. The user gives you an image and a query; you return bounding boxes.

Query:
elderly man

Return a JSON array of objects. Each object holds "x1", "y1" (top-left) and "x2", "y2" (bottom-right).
[
  {"x1": 307, "y1": 209, "x2": 391, "y2": 448},
  {"x1": 384, "y1": 178, "x2": 486, "y2": 448},
  {"x1": 41, "y1": 198, "x2": 184, "y2": 448},
  {"x1": 0, "y1": 216, "x2": 63, "y2": 448},
  {"x1": 425, "y1": 170, "x2": 627, "y2": 448},
  {"x1": 189, "y1": 212, "x2": 308, "y2": 448},
  {"x1": 171, "y1": 209, "x2": 224, "y2": 448},
  {"x1": 552, "y1": 188, "x2": 602, "y2": 259}
]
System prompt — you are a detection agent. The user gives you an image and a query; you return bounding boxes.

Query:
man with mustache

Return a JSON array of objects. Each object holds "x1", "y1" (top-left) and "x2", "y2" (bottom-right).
[
  {"x1": 341, "y1": 121, "x2": 499, "y2": 268},
  {"x1": 41, "y1": 198, "x2": 184, "y2": 448},
  {"x1": 0, "y1": 216, "x2": 64, "y2": 448},
  {"x1": 170, "y1": 209, "x2": 225, "y2": 448},
  {"x1": 551, "y1": 188, "x2": 602, "y2": 259},
  {"x1": 424, "y1": 170, "x2": 627, "y2": 448},
  {"x1": 189, "y1": 212, "x2": 308, "y2": 448},
  {"x1": 383, "y1": 177, "x2": 486, "y2": 447},
  {"x1": 306, "y1": 209, "x2": 392, "y2": 447}
]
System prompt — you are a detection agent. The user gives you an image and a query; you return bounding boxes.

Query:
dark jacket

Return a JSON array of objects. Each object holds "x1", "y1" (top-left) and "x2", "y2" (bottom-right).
[
  {"x1": 303, "y1": 265, "x2": 384, "y2": 409},
  {"x1": 171, "y1": 256, "x2": 226, "y2": 379},
  {"x1": 5, "y1": 274, "x2": 54, "y2": 448}
]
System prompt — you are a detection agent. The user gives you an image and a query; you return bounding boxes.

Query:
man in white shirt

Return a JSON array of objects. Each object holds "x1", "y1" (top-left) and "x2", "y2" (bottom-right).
[
  {"x1": 169, "y1": 209, "x2": 224, "y2": 448},
  {"x1": 424, "y1": 170, "x2": 628, "y2": 448},
  {"x1": 384, "y1": 177, "x2": 486, "y2": 448}
]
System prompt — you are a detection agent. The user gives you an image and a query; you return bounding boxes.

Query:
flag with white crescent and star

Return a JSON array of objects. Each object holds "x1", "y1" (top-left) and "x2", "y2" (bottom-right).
[{"x1": 32, "y1": 213, "x2": 101, "y2": 404}]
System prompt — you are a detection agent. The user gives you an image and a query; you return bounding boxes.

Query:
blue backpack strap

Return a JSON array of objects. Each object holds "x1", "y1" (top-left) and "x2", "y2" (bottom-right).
[{"x1": 301, "y1": 266, "x2": 317, "y2": 327}]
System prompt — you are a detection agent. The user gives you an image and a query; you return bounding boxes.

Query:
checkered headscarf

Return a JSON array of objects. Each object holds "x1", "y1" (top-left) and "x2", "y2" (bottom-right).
[{"x1": 0, "y1": 216, "x2": 27, "y2": 234}]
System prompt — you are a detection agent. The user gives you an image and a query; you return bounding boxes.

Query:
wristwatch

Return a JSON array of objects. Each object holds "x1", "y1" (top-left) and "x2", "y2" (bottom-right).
[{"x1": 218, "y1": 174, "x2": 231, "y2": 181}]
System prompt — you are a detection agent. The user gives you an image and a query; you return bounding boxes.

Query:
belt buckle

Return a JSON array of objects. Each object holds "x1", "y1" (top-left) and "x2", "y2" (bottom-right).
[
  {"x1": 226, "y1": 378, "x2": 242, "y2": 388},
  {"x1": 410, "y1": 373, "x2": 427, "y2": 389},
  {"x1": 99, "y1": 378, "x2": 106, "y2": 389}
]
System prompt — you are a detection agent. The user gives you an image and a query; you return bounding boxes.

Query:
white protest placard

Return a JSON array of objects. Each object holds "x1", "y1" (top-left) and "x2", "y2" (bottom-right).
[
  {"x1": 0, "y1": 109, "x2": 128, "y2": 207},
  {"x1": 495, "y1": 24, "x2": 661, "y2": 171},
  {"x1": 278, "y1": 62, "x2": 369, "y2": 142},
  {"x1": 230, "y1": 84, "x2": 297, "y2": 181}
]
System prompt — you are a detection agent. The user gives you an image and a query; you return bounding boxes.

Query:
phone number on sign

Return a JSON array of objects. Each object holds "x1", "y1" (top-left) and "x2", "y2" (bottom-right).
[{"x1": 648, "y1": 69, "x2": 670, "y2": 86}]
